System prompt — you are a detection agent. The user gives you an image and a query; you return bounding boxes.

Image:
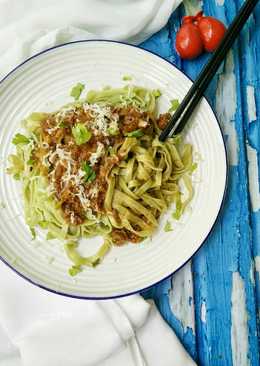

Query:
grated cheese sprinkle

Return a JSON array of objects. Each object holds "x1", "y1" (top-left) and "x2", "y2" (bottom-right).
[
  {"x1": 38, "y1": 103, "x2": 121, "y2": 222},
  {"x1": 89, "y1": 184, "x2": 98, "y2": 198},
  {"x1": 89, "y1": 142, "x2": 104, "y2": 166},
  {"x1": 76, "y1": 185, "x2": 91, "y2": 210},
  {"x1": 82, "y1": 103, "x2": 118, "y2": 136}
]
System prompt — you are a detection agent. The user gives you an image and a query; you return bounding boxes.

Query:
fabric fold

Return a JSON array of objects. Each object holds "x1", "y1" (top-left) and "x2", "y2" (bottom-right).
[
  {"x1": 0, "y1": 0, "x2": 182, "y2": 79},
  {"x1": 0, "y1": 259, "x2": 196, "y2": 366},
  {"x1": 0, "y1": 1, "x2": 197, "y2": 365}
]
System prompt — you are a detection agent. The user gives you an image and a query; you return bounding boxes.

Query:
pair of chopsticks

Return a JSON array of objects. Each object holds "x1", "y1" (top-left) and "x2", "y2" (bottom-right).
[{"x1": 159, "y1": 0, "x2": 259, "y2": 142}]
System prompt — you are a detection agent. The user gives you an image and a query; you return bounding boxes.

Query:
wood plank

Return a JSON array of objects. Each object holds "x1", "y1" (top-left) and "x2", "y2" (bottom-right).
[
  {"x1": 181, "y1": 0, "x2": 260, "y2": 364},
  {"x1": 238, "y1": 0, "x2": 260, "y2": 336},
  {"x1": 142, "y1": 1, "x2": 260, "y2": 364}
]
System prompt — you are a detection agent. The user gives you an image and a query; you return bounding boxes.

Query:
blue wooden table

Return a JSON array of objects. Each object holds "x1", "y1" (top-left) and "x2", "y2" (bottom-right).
[{"x1": 141, "y1": 1, "x2": 260, "y2": 365}]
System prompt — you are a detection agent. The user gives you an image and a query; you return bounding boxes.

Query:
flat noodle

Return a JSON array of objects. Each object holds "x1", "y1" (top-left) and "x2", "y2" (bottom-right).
[{"x1": 7, "y1": 85, "x2": 196, "y2": 273}]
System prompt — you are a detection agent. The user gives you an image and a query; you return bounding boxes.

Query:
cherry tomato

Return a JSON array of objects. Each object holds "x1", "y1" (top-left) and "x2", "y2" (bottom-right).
[
  {"x1": 175, "y1": 17, "x2": 204, "y2": 59},
  {"x1": 195, "y1": 11, "x2": 226, "y2": 52}
]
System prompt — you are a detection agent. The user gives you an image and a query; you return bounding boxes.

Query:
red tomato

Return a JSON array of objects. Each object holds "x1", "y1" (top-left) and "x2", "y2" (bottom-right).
[
  {"x1": 195, "y1": 12, "x2": 226, "y2": 52},
  {"x1": 175, "y1": 17, "x2": 204, "y2": 59}
]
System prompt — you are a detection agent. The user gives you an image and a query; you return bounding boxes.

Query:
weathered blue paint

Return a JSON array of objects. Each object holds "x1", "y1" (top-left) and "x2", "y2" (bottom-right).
[
  {"x1": 141, "y1": 1, "x2": 260, "y2": 365},
  {"x1": 238, "y1": 0, "x2": 260, "y2": 340}
]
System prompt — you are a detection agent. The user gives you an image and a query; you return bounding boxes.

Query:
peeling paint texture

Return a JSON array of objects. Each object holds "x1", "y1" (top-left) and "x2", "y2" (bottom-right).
[
  {"x1": 246, "y1": 85, "x2": 257, "y2": 123},
  {"x1": 215, "y1": 52, "x2": 238, "y2": 166},
  {"x1": 141, "y1": 1, "x2": 260, "y2": 365},
  {"x1": 231, "y1": 273, "x2": 249, "y2": 366},
  {"x1": 169, "y1": 262, "x2": 195, "y2": 333},
  {"x1": 216, "y1": 0, "x2": 225, "y2": 6},
  {"x1": 247, "y1": 144, "x2": 260, "y2": 212},
  {"x1": 255, "y1": 257, "x2": 260, "y2": 280},
  {"x1": 200, "y1": 302, "x2": 206, "y2": 324}
]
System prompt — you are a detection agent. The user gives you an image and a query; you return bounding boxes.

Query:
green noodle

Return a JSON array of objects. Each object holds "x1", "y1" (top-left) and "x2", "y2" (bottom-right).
[{"x1": 7, "y1": 85, "x2": 195, "y2": 274}]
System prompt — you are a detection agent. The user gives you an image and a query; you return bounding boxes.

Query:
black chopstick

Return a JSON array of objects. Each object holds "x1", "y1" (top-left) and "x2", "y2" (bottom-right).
[{"x1": 159, "y1": 0, "x2": 259, "y2": 141}]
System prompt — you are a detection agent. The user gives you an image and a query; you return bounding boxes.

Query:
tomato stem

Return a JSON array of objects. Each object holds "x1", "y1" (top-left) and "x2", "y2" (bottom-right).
[{"x1": 194, "y1": 11, "x2": 204, "y2": 20}]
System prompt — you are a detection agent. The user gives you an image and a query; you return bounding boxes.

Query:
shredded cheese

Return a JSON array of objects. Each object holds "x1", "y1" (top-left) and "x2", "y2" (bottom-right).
[
  {"x1": 85, "y1": 208, "x2": 96, "y2": 220},
  {"x1": 89, "y1": 142, "x2": 104, "y2": 166},
  {"x1": 55, "y1": 105, "x2": 77, "y2": 122},
  {"x1": 76, "y1": 185, "x2": 91, "y2": 210},
  {"x1": 70, "y1": 212, "x2": 75, "y2": 224},
  {"x1": 82, "y1": 103, "x2": 118, "y2": 136},
  {"x1": 38, "y1": 103, "x2": 119, "y2": 221},
  {"x1": 46, "y1": 126, "x2": 59, "y2": 135},
  {"x1": 108, "y1": 115, "x2": 119, "y2": 132},
  {"x1": 47, "y1": 146, "x2": 70, "y2": 165},
  {"x1": 89, "y1": 184, "x2": 98, "y2": 198}
]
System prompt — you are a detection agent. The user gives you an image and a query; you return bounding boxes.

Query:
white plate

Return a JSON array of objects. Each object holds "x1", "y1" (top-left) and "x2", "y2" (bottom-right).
[{"x1": 0, "y1": 41, "x2": 227, "y2": 299}]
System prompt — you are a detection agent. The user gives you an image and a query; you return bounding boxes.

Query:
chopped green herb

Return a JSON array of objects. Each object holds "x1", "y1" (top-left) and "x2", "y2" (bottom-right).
[
  {"x1": 12, "y1": 133, "x2": 30, "y2": 145},
  {"x1": 72, "y1": 123, "x2": 92, "y2": 145},
  {"x1": 190, "y1": 162, "x2": 198, "y2": 173},
  {"x1": 39, "y1": 221, "x2": 48, "y2": 229},
  {"x1": 82, "y1": 162, "x2": 96, "y2": 183},
  {"x1": 7, "y1": 154, "x2": 24, "y2": 179},
  {"x1": 13, "y1": 173, "x2": 20, "y2": 180},
  {"x1": 153, "y1": 89, "x2": 161, "y2": 98},
  {"x1": 70, "y1": 82, "x2": 85, "y2": 100},
  {"x1": 69, "y1": 265, "x2": 82, "y2": 277},
  {"x1": 88, "y1": 171, "x2": 96, "y2": 183},
  {"x1": 108, "y1": 146, "x2": 115, "y2": 155},
  {"x1": 27, "y1": 158, "x2": 34, "y2": 166},
  {"x1": 169, "y1": 99, "x2": 180, "y2": 113},
  {"x1": 164, "y1": 220, "x2": 173, "y2": 232},
  {"x1": 59, "y1": 121, "x2": 68, "y2": 128},
  {"x1": 108, "y1": 127, "x2": 119, "y2": 136},
  {"x1": 122, "y1": 75, "x2": 133, "y2": 81},
  {"x1": 126, "y1": 129, "x2": 144, "y2": 138},
  {"x1": 30, "y1": 227, "x2": 36, "y2": 239}
]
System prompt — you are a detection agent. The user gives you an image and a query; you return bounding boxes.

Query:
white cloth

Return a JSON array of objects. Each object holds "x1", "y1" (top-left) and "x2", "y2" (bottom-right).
[
  {"x1": 0, "y1": 0, "x2": 182, "y2": 80},
  {"x1": 0, "y1": 264, "x2": 196, "y2": 366},
  {"x1": 0, "y1": 1, "x2": 196, "y2": 365}
]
